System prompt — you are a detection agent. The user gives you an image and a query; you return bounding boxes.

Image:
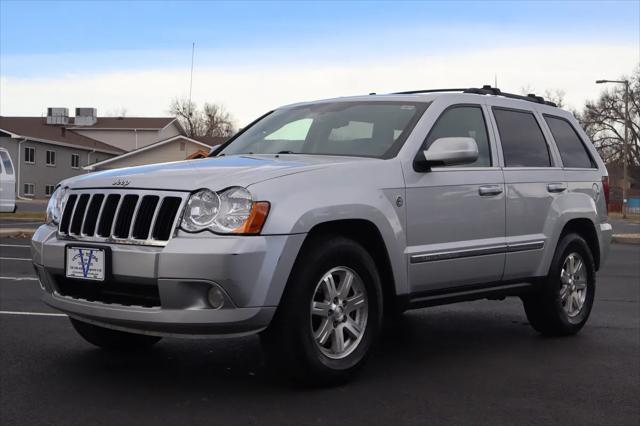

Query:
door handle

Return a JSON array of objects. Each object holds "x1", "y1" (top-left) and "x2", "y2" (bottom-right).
[
  {"x1": 547, "y1": 183, "x2": 567, "y2": 193},
  {"x1": 478, "y1": 185, "x2": 503, "y2": 196}
]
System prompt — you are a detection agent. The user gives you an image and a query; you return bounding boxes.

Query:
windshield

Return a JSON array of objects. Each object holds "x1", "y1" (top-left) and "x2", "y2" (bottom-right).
[{"x1": 216, "y1": 101, "x2": 429, "y2": 159}]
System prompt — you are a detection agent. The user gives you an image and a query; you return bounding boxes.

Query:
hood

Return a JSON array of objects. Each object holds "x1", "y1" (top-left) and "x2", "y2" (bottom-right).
[{"x1": 65, "y1": 154, "x2": 368, "y2": 191}]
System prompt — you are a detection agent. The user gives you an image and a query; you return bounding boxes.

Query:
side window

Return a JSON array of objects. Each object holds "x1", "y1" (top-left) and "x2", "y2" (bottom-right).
[
  {"x1": 493, "y1": 108, "x2": 551, "y2": 167},
  {"x1": 265, "y1": 118, "x2": 312, "y2": 141},
  {"x1": 424, "y1": 106, "x2": 491, "y2": 167},
  {"x1": 0, "y1": 151, "x2": 14, "y2": 175},
  {"x1": 544, "y1": 115, "x2": 595, "y2": 168}
]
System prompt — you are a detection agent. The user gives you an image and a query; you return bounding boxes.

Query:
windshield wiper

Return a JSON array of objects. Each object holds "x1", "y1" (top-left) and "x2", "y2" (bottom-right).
[{"x1": 276, "y1": 150, "x2": 296, "y2": 154}]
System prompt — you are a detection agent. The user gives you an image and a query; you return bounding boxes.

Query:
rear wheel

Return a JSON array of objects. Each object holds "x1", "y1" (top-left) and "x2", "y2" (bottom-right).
[
  {"x1": 70, "y1": 318, "x2": 161, "y2": 350},
  {"x1": 522, "y1": 233, "x2": 596, "y2": 336},
  {"x1": 261, "y1": 235, "x2": 382, "y2": 386}
]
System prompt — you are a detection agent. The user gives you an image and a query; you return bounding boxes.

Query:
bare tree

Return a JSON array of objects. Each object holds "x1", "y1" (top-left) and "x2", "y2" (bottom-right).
[
  {"x1": 202, "y1": 103, "x2": 235, "y2": 137},
  {"x1": 169, "y1": 97, "x2": 236, "y2": 137},
  {"x1": 543, "y1": 89, "x2": 566, "y2": 108},
  {"x1": 578, "y1": 67, "x2": 639, "y2": 166},
  {"x1": 520, "y1": 85, "x2": 566, "y2": 107}
]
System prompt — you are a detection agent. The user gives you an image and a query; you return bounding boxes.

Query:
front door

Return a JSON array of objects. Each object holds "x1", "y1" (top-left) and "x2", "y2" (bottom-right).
[{"x1": 404, "y1": 104, "x2": 506, "y2": 294}]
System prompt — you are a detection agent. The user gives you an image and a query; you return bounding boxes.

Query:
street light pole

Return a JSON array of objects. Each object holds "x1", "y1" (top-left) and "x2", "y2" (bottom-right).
[{"x1": 596, "y1": 79, "x2": 631, "y2": 218}]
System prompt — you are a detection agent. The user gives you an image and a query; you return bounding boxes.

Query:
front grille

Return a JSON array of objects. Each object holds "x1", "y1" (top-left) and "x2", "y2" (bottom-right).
[
  {"x1": 54, "y1": 276, "x2": 160, "y2": 308},
  {"x1": 58, "y1": 189, "x2": 187, "y2": 246}
]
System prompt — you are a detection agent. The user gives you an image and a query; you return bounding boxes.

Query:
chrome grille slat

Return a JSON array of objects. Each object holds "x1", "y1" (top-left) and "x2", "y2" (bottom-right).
[
  {"x1": 57, "y1": 189, "x2": 188, "y2": 247},
  {"x1": 146, "y1": 197, "x2": 164, "y2": 242},
  {"x1": 79, "y1": 193, "x2": 93, "y2": 236},
  {"x1": 109, "y1": 195, "x2": 126, "y2": 238},
  {"x1": 127, "y1": 196, "x2": 144, "y2": 239}
]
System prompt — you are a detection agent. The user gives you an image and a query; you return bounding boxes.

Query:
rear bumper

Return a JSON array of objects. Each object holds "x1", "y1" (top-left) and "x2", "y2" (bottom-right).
[
  {"x1": 599, "y1": 222, "x2": 613, "y2": 267},
  {"x1": 32, "y1": 225, "x2": 305, "y2": 337}
]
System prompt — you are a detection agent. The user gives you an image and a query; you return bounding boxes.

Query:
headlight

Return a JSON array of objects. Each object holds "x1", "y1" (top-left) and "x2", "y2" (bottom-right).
[
  {"x1": 45, "y1": 186, "x2": 67, "y2": 225},
  {"x1": 181, "y1": 187, "x2": 270, "y2": 234}
]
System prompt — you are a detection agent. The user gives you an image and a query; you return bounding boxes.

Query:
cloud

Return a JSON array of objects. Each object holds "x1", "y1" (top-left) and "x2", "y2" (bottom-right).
[{"x1": 1, "y1": 43, "x2": 637, "y2": 125}]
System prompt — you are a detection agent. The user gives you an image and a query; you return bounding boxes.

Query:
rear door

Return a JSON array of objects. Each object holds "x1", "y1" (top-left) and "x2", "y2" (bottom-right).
[
  {"x1": 488, "y1": 104, "x2": 565, "y2": 280},
  {"x1": 404, "y1": 103, "x2": 506, "y2": 294}
]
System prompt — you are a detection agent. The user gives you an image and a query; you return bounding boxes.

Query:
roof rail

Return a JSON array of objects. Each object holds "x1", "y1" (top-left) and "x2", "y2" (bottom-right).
[
  {"x1": 392, "y1": 88, "x2": 469, "y2": 95},
  {"x1": 392, "y1": 85, "x2": 557, "y2": 107}
]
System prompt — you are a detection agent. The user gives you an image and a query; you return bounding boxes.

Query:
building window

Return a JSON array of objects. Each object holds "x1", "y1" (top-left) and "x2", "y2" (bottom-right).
[
  {"x1": 24, "y1": 183, "x2": 35, "y2": 196},
  {"x1": 46, "y1": 150, "x2": 56, "y2": 166},
  {"x1": 45, "y1": 185, "x2": 56, "y2": 196},
  {"x1": 71, "y1": 153, "x2": 80, "y2": 169},
  {"x1": 179, "y1": 141, "x2": 186, "y2": 151},
  {"x1": 24, "y1": 147, "x2": 35, "y2": 164}
]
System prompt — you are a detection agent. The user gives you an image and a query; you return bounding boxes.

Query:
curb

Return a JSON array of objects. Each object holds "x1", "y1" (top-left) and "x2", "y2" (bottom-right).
[
  {"x1": 0, "y1": 229, "x2": 36, "y2": 238},
  {"x1": 612, "y1": 234, "x2": 640, "y2": 245}
]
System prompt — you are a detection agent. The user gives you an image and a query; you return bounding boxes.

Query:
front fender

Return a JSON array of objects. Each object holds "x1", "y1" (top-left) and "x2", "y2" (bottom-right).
[{"x1": 248, "y1": 160, "x2": 410, "y2": 299}]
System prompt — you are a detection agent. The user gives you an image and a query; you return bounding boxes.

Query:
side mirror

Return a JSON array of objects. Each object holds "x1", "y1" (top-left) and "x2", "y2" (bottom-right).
[{"x1": 414, "y1": 137, "x2": 479, "y2": 171}]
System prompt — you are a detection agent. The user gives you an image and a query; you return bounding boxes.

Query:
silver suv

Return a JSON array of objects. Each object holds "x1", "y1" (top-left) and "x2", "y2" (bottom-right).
[{"x1": 32, "y1": 87, "x2": 612, "y2": 384}]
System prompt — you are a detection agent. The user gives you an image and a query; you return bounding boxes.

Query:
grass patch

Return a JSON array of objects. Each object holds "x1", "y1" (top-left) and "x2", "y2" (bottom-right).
[{"x1": 0, "y1": 212, "x2": 45, "y2": 220}]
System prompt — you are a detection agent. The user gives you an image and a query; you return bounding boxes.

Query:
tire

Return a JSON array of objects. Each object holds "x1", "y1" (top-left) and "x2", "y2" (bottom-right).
[
  {"x1": 70, "y1": 318, "x2": 162, "y2": 350},
  {"x1": 522, "y1": 233, "x2": 596, "y2": 336},
  {"x1": 261, "y1": 235, "x2": 383, "y2": 386}
]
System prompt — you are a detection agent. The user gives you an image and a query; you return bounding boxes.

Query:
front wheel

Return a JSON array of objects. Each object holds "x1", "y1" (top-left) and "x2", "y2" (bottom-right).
[
  {"x1": 261, "y1": 235, "x2": 383, "y2": 386},
  {"x1": 522, "y1": 233, "x2": 596, "y2": 336},
  {"x1": 70, "y1": 318, "x2": 162, "y2": 350}
]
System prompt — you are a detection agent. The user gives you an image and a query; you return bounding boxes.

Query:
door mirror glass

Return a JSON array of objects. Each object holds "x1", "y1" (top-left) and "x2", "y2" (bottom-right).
[{"x1": 418, "y1": 137, "x2": 479, "y2": 169}]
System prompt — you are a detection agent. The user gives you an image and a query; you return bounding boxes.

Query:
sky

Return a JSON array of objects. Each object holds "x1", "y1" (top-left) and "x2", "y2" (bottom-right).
[{"x1": 1, "y1": 0, "x2": 639, "y2": 126}]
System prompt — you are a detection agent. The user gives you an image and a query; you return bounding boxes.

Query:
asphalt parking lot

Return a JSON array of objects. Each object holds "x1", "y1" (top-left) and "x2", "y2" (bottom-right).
[{"x1": 0, "y1": 237, "x2": 638, "y2": 426}]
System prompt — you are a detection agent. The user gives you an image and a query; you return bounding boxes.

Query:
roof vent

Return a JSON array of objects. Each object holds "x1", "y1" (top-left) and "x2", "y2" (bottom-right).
[
  {"x1": 74, "y1": 107, "x2": 97, "y2": 126},
  {"x1": 46, "y1": 108, "x2": 69, "y2": 125}
]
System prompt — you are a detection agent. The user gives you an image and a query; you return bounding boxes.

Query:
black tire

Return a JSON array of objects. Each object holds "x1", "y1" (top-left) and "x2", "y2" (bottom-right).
[
  {"x1": 70, "y1": 318, "x2": 162, "y2": 350},
  {"x1": 261, "y1": 235, "x2": 383, "y2": 386},
  {"x1": 522, "y1": 233, "x2": 596, "y2": 336}
]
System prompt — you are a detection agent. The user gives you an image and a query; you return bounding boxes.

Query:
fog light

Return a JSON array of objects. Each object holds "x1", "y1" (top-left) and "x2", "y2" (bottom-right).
[{"x1": 207, "y1": 287, "x2": 225, "y2": 309}]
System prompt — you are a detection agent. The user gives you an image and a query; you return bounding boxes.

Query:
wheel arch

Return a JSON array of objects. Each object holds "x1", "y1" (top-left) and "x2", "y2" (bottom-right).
[
  {"x1": 559, "y1": 218, "x2": 601, "y2": 271},
  {"x1": 297, "y1": 219, "x2": 401, "y2": 315}
]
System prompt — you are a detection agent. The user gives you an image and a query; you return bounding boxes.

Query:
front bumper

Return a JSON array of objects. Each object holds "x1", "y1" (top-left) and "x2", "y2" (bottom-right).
[{"x1": 32, "y1": 225, "x2": 305, "y2": 337}]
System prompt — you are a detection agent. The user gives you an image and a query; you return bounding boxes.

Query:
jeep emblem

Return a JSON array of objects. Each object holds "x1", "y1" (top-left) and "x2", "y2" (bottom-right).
[{"x1": 112, "y1": 179, "x2": 131, "y2": 187}]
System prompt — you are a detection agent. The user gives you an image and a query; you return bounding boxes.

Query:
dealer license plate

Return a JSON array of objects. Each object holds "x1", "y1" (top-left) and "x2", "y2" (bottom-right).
[{"x1": 65, "y1": 247, "x2": 105, "y2": 281}]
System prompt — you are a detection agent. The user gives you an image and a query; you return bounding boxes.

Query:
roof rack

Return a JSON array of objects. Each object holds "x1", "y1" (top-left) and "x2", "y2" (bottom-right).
[{"x1": 392, "y1": 85, "x2": 557, "y2": 107}]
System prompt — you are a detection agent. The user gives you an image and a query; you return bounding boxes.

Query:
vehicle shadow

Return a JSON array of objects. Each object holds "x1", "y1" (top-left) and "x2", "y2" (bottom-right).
[{"x1": 54, "y1": 303, "x2": 563, "y2": 393}]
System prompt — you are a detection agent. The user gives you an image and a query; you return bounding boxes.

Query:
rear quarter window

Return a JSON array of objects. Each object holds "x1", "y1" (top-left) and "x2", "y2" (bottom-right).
[{"x1": 544, "y1": 115, "x2": 596, "y2": 169}]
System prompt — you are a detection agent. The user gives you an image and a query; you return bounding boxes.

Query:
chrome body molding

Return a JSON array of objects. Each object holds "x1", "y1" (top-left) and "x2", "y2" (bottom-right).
[{"x1": 410, "y1": 241, "x2": 545, "y2": 264}]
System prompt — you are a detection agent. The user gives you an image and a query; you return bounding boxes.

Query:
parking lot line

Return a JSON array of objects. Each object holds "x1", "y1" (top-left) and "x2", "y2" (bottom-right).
[
  {"x1": 0, "y1": 310, "x2": 66, "y2": 317},
  {"x1": 0, "y1": 257, "x2": 32, "y2": 261},
  {"x1": 0, "y1": 276, "x2": 38, "y2": 281}
]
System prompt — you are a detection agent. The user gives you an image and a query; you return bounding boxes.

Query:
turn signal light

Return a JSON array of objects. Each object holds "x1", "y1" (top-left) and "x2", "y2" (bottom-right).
[{"x1": 233, "y1": 201, "x2": 270, "y2": 235}]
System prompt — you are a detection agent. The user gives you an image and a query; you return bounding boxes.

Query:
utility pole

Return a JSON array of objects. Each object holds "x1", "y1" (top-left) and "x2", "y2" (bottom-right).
[{"x1": 596, "y1": 79, "x2": 631, "y2": 218}]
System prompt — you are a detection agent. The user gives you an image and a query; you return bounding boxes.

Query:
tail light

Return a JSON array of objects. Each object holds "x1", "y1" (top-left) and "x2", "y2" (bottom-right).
[{"x1": 601, "y1": 176, "x2": 610, "y2": 212}]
